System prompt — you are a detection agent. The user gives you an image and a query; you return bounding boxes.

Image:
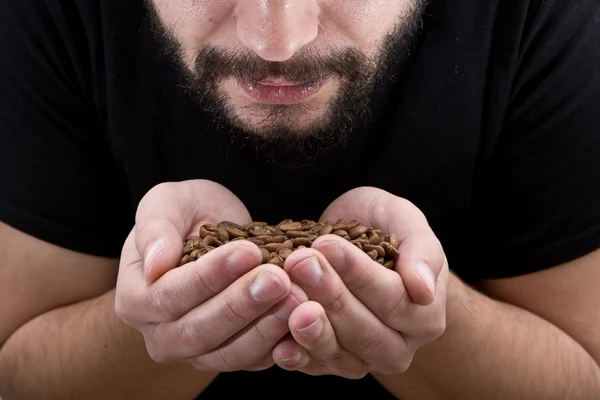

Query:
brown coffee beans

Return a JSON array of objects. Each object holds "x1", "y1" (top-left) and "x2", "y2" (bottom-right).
[{"x1": 180, "y1": 219, "x2": 400, "y2": 269}]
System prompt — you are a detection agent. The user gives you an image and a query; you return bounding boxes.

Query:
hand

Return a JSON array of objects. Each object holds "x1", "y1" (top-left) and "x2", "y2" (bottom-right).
[
  {"x1": 114, "y1": 180, "x2": 308, "y2": 372},
  {"x1": 271, "y1": 187, "x2": 449, "y2": 378}
]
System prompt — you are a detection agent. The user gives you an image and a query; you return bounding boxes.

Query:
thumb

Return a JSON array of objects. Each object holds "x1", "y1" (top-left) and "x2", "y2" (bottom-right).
[{"x1": 132, "y1": 180, "x2": 252, "y2": 283}]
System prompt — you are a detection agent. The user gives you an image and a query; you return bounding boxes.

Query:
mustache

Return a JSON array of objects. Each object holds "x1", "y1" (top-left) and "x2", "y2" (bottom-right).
[{"x1": 193, "y1": 45, "x2": 371, "y2": 84}]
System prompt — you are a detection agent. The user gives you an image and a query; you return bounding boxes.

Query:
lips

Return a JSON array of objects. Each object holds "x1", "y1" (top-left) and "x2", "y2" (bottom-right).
[{"x1": 238, "y1": 76, "x2": 326, "y2": 105}]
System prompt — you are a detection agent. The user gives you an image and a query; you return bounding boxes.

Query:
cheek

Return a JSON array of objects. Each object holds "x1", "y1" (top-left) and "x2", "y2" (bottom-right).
[
  {"x1": 152, "y1": 0, "x2": 237, "y2": 54},
  {"x1": 319, "y1": 1, "x2": 409, "y2": 48}
]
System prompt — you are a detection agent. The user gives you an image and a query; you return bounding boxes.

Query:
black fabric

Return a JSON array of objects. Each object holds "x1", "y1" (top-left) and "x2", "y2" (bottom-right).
[{"x1": 1, "y1": 0, "x2": 599, "y2": 397}]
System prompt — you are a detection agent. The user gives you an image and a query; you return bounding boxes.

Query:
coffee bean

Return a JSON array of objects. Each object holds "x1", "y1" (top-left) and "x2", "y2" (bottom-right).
[
  {"x1": 291, "y1": 237, "x2": 312, "y2": 247},
  {"x1": 260, "y1": 248, "x2": 270, "y2": 263},
  {"x1": 179, "y1": 219, "x2": 401, "y2": 271},
  {"x1": 366, "y1": 250, "x2": 378, "y2": 260},
  {"x1": 247, "y1": 238, "x2": 265, "y2": 246},
  {"x1": 382, "y1": 242, "x2": 400, "y2": 258},
  {"x1": 180, "y1": 255, "x2": 191, "y2": 266},
  {"x1": 224, "y1": 226, "x2": 247, "y2": 239},
  {"x1": 183, "y1": 241, "x2": 202, "y2": 255},
  {"x1": 279, "y1": 221, "x2": 303, "y2": 231},
  {"x1": 363, "y1": 244, "x2": 385, "y2": 258},
  {"x1": 284, "y1": 230, "x2": 309, "y2": 238},
  {"x1": 220, "y1": 221, "x2": 243, "y2": 230},
  {"x1": 318, "y1": 225, "x2": 333, "y2": 235},
  {"x1": 244, "y1": 221, "x2": 267, "y2": 230},
  {"x1": 333, "y1": 219, "x2": 360, "y2": 231},
  {"x1": 248, "y1": 226, "x2": 271, "y2": 237},
  {"x1": 203, "y1": 235, "x2": 221, "y2": 247},
  {"x1": 263, "y1": 242, "x2": 281, "y2": 253},
  {"x1": 190, "y1": 249, "x2": 203, "y2": 258},
  {"x1": 279, "y1": 247, "x2": 293, "y2": 259},
  {"x1": 349, "y1": 225, "x2": 369, "y2": 239},
  {"x1": 199, "y1": 224, "x2": 216, "y2": 239},
  {"x1": 216, "y1": 226, "x2": 229, "y2": 242}
]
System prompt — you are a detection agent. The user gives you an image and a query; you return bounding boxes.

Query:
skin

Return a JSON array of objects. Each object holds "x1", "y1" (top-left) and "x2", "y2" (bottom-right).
[
  {"x1": 150, "y1": 0, "x2": 419, "y2": 130},
  {"x1": 1, "y1": 1, "x2": 600, "y2": 399}
]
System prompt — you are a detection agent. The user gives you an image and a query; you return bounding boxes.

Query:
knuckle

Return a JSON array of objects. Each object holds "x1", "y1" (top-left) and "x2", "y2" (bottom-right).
[
  {"x1": 321, "y1": 291, "x2": 347, "y2": 315},
  {"x1": 347, "y1": 269, "x2": 376, "y2": 292},
  {"x1": 427, "y1": 318, "x2": 447, "y2": 340},
  {"x1": 379, "y1": 350, "x2": 413, "y2": 376},
  {"x1": 346, "y1": 369, "x2": 369, "y2": 380},
  {"x1": 189, "y1": 266, "x2": 219, "y2": 298},
  {"x1": 322, "y1": 349, "x2": 350, "y2": 368},
  {"x1": 148, "y1": 286, "x2": 177, "y2": 321},
  {"x1": 114, "y1": 291, "x2": 144, "y2": 326},
  {"x1": 145, "y1": 339, "x2": 170, "y2": 364},
  {"x1": 253, "y1": 321, "x2": 277, "y2": 344},
  {"x1": 354, "y1": 331, "x2": 386, "y2": 355},
  {"x1": 247, "y1": 355, "x2": 275, "y2": 371},
  {"x1": 177, "y1": 318, "x2": 209, "y2": 354},
  {"x1": 113, "y1": 297, "x2": 133, "y2": 324},
  {"x1": 388, "y1": 360, "x2": 412, "y2": 375},
  {"x1": 217, "y1": 347, "x2": 242, "y2": 372},
  {"x1": 383, "y1": 289, "x2": 411, "y2": 321},
  {"x1": 394, "y1": 352, "x2": 415, "y2": 374},
  {"x1": 220, "y1": 296, "x2": 248, "y2": 326}
]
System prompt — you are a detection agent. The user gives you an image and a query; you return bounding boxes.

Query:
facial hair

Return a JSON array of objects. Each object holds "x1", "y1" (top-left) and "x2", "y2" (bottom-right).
[{"x1": 144, "y1": 1, "x2": 427, "y2": 169}]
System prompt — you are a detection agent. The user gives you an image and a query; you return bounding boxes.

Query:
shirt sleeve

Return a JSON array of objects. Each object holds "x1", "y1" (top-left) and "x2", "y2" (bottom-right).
[
  {"x1": 468, "y1": 0, "x2": 600, "y2": 279},
  {"x1": 0, "y1": 1, "x2": 132, "y2": 258}
]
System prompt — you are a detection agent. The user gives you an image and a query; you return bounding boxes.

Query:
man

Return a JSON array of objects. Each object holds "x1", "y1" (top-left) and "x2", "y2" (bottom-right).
[{"x1": 0, "y1": 0, "x2": 599, "y2": 398}]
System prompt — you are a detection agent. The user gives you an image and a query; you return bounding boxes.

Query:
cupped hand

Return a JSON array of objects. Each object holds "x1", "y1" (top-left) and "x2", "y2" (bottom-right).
[
  {"x1": 272, "y1": 187, "x2": 449, "y2": 378},
  {"x1": 114, "y1": 180, "x2": 307, "y2": 372}
]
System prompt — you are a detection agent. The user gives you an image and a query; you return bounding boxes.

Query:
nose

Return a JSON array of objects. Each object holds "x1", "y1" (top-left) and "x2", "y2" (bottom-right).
[{"x1": 236, "y1": 0, "x2": 319, "y2": 62}]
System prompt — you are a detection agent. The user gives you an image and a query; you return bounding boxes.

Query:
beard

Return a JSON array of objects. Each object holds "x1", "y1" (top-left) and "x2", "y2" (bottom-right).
[{"x1": 145, "y1": 1, "x2": 426, "y2": 169}]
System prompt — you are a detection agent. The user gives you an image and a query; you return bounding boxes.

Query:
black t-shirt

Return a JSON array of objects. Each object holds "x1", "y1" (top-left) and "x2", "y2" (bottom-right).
[{"x1": 1, "y1": 0, "x2": 600, "y2": 398}]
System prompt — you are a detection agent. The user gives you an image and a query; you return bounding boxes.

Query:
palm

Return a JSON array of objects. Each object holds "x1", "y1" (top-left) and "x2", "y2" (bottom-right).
[
  {"x1": 319, "y1": 187, "x2": 427, "y2": 240},
  {"x1": 181, "y1": 180, "x2": 254, "y2": 239}
]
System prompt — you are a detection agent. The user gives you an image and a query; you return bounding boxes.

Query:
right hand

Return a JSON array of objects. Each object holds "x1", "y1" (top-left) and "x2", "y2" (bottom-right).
[{"x1": 114, "y1": 180, "x2": 307, "y2": 372}]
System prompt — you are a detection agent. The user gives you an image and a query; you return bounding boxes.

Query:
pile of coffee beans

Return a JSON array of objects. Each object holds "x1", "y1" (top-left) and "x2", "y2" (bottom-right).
[{"x1": 180, "y1": 219, "x2": 400, "y2": 269}]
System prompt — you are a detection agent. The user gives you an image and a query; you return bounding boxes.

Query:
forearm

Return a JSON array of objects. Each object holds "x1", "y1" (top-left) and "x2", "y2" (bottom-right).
[
  {"x1": 0, "y1": 290, "x2": 217, "y2": 400},
  {"x1": 374, "y1": 273, "x2": 600, "y2": 399}
]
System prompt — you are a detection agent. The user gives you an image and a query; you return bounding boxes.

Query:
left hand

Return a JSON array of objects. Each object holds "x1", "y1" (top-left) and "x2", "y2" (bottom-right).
[{"x1": 271, "y1": 187, "x2": 450, "y2": 378}]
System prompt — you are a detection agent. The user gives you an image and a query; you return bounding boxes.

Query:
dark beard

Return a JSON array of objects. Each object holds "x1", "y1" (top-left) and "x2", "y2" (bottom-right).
[{"x1": 144, "y1": 2, "x2": 426, "y2": 169}]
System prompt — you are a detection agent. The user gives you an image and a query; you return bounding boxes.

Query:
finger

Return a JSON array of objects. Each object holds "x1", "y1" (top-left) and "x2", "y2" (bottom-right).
[
  {"x1": 312, "y1": 235, "x2": 446, "y2": 342},
  {"x1": 272, "y1": 335, "x2": 348, "y2": 377},
  {"x1": 284, "y1": 248, "x2": 410, "y2": 374},
  {"x1": 395, "y1": 231, "x2": 446, "y2": 306},
  {"x1": 119, "y1": 240, "x2": 263, "y2": 325},
  {"x1": 272, "y1": 334, "x2": 311, "y2": 371},
  {"x1": 134, "y1": 180, "x2": 252, "y2": 282},
  {"x1": 310, "y1": 235, "x2": 408, "y2": 324},
  {"x1": 196, "y1": 284, "x2": 309, "y2": 372},
  {"x1": 147, "y1": 264, "x2": 291, "y2": 362},
  {"x1": 320, "y1": 187, "x2": 445, "y2": 305},
  {"x1": 287, "y1": 301, "x2": 368, "y2": 379}
]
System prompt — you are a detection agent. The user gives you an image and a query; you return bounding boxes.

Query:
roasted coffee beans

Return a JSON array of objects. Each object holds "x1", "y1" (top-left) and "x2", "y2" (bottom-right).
[{"x1": 180, "y1": 219, "x2": 400, "y2": 269}]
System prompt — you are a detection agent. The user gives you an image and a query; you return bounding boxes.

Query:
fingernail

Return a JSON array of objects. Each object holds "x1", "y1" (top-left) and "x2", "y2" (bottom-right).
[
  {"x1": 275, "y1": 295, "x2": 300, "y2": 320},
  {"x1": 144, "y1": 240, "x2": 164, "y2": 275},
  {"x1": 290, "y1": 256, "x2": 323, "y2": 288},
  {"x1": 416, "y1": 262, "x2": 437, "y2": 296},
  {"x1": 320, "y1": 241, "x2": 346, "y2": 267},
  {"x1": 297, "y1": 318, "x2": 323, "y2": 339},
  {"x1": 280, "y1": 352, "x2": 303, "y2": 365},
  {"x1": 225, "y1": 244, "x2": 257, "y2": 278},
  {"x1": 250, "y1": 271, "x2": 286, "y2": 303}
]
